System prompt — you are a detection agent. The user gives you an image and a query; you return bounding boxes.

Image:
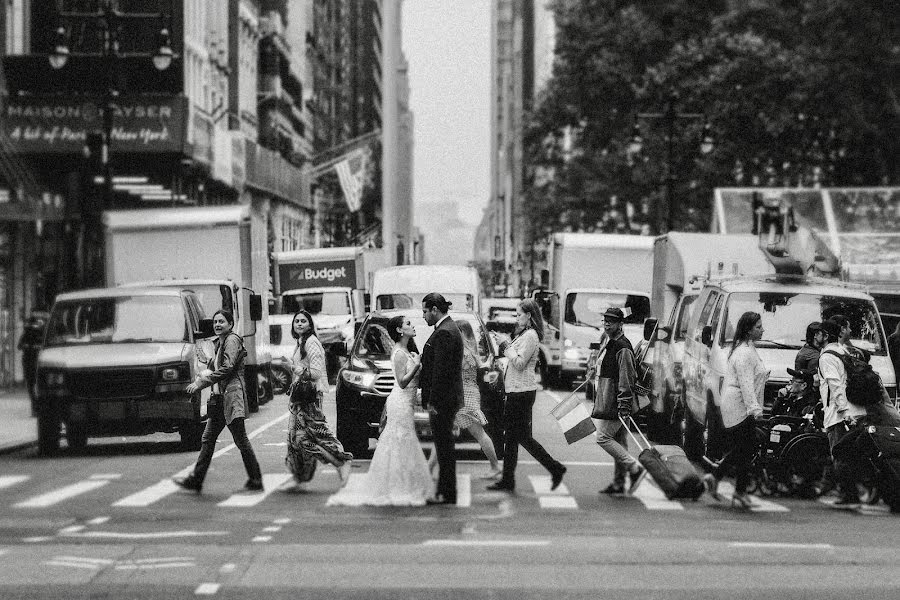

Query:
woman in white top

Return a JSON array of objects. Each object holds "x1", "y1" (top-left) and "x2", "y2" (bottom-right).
[
  {"x1": 703, "y1": 311, "x2": 767, "y2": 509},
  {"x1": 282, "y1": 310, "x2": 353, "y2": 492},
  {"x1": 487, "y1": 299, "x2": 566, "y2": 493}
]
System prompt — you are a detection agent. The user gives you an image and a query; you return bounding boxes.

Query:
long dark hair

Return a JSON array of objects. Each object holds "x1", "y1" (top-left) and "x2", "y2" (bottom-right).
[
  {"x1": 512, "y1": 298, "x2": 544, "y2": 342},
  {"x1": 387, "y1": 315, "x2": 418, "y2": 353},
  {"x1": 729, "y1": 311, "x2": 761, "y2": 359},
  {"x1": 291, "y1": 309, "x2": 318, "y2": 359}
]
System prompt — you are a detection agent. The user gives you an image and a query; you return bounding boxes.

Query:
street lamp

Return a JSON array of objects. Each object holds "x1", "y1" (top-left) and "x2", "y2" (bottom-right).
[{"x1": 629, "y1": 91, "x2": 715, "y2": 232}]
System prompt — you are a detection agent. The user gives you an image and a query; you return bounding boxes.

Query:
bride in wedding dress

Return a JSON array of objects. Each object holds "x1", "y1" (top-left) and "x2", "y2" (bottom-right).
[{"x1": 327, "y1": 315, "x2": 435, "y2": 506}]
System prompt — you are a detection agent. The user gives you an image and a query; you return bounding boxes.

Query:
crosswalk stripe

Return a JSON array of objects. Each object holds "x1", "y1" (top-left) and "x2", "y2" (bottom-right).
[
  {"x1": 217, "y1": 474, "x2": 293, "y2": 507},
  {"x1": 14, "y1": 479, "x2": 110, "y2": 508},
  {"x1": 529, "y1": 475, "x2": 578, "y2": 509},
  {"x1": 630, "y1": 481, "x2": 684, "y2": 510},
  {"x1": 113, "y1": 479, "x2": 180, "y2": 508},
  {"x1": 716, "y1": 482, "x2": 789, "y2": 512},
  {"x1": 456, "y1": 474, "x2": 471, "y2": 507},
  {"x1": 0, "y1": 475, "x2": 29, "y2": 490}
]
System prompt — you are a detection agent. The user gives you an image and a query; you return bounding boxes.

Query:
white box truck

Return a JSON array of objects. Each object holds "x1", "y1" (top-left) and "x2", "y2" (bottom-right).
[
  {"x1": 371, "y1": 265, "x2": 482, "y2": 313},
  {"x1": 103, "y1": 205, "x2": 272, "y2": 411},
  {"x1": 270, "y1": 246, "x2": 385, "y2": 387},
  {"x1": 540, "y1": 233, "x2": 654, "y2": 387}
]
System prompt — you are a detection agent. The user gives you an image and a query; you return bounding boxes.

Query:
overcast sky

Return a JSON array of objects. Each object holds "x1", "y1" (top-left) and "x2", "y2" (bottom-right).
[{"x1": 402, "y1": 1, "x2": 490, "y2": 262}]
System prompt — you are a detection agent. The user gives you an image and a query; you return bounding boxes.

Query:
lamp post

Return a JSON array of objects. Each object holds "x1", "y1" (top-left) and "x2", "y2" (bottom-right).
[
  {"x1": 48, "y1": 0, "x2": 172, "y2": 286},
  {"x1": 627, "y1": 91, "x2": 714, "y2": 233}
]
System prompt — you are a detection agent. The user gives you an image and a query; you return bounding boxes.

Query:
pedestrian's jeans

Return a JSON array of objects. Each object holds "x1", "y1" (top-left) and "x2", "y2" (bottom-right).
[
  {"x1": 713, "y1": 416, "x2": 756, "y2": 495},
  {"x1": 191, "y1": 401, "x2": 261, "y2": 484},
  {"x1": 826, "y1": 422, "x2": 859, "y2": 500},
  {"x1": 595, "y1": 417, "x2": 638, "y2": 486},
  {"x1": 501, "y1": 391, "x2": 562, "y2": 484}
]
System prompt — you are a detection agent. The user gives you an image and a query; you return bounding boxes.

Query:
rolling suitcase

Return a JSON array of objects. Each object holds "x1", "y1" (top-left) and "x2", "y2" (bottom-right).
[{"x1": 620, "y1": 415, "x2": 705, "y2": 500}]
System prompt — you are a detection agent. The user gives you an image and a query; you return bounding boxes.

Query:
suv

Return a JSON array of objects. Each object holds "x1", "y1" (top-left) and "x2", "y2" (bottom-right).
[
  {"x1": 680, "y1": 275, "x2": 896, "y2": 459},
  {"x1": 334, "y1": 309, "x2": 505, "y2": 458},
  {"x1": 35, "y1": 287, "x2": 214, "y2": 455}
]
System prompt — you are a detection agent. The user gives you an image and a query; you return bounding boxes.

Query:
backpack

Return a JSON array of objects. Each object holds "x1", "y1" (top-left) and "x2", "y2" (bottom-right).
[{"x1": 820, "y1": 349, "x2": 883, "y2": 407}]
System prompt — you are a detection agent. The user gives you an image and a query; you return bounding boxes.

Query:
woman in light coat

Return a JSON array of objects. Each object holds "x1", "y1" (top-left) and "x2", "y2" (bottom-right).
[{"x1": 703, "y1": 311, "x2": 767, "y2": 509}]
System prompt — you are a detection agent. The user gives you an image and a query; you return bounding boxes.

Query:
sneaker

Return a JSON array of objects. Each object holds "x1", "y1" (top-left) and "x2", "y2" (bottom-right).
[
  {"x1": 600, "y1": 482, "x2": 625, "y2": 495},
  {"x1": 173, "y1": 475, "x2": 202, "y2": 493},
  {"x1": 627, "y1": 466, "x2": 647, "y2": 496},
  {"x1": 551, "y1": 466, "x2": 567, "y2": 491},
  {"x1": 830, "y1": 496, "x2": 861, "y2": 510},
  {"x1": 486, "y1": 480, "x2": 515, "y2": 492},
  {"x1": 244, "y1": 479, "x2": 264, "y2": 492}
]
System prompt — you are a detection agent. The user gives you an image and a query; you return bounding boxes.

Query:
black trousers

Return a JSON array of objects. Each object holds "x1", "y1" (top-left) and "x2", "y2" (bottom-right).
[
  {"x1": 430, "y1": 408, "x2": 458, "y2": 501},
  {"x1": 713, "y1": 416, "x2": 757, "y2": 495},
  {"x1": 501, "y1": 391, "x2": 562, "y2": 485},
  {"x1": 191, "y1": 401, "x2": 261, "y2": 484}
]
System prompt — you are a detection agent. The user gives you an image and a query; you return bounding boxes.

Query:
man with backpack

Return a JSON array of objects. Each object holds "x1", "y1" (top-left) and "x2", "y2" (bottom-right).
[{"x1": 818, "y1": 316, "x2": 868, "y2": 509}]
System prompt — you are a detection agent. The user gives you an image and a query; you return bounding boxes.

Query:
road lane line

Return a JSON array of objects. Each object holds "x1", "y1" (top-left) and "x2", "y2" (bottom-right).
[
  {"x1": 0, "y1": 475, "x2": 29, "y2": 490},
  {"x1": 716, "y1": 481, "x2": 790, "y2": 513},
  {"x1": 87, "y1": 516, "x2": 110, "y2": 525},
  {"x1": 422, "y1": 539, "x2": 550, "y2": 546},
  {"x1": 630, "y1": 480, "x2": 684, "y2": 511},
  {"x1": 217, "y1": 473, "x2": 292, "y2": 507},
  {"x1": 59, "y1": 525, "x2": 86, "y2": 534},
  {"x1": 262, "y1": 526, "x2": 281, "y2": 533},
  {"x1": 14, "y1": 479, "x2": 110, "y2": 508},
  {"x1": 538, "y1": 496, "x2": 579, "y2": 509},
  {"x1": 730, "y1": 542, "x2": 833, "y2": 550},
  {"x1": 113, "y1": 479, "x2": 180, "y2": 508},
  {"x1": 456, "y1": 474, "x2": 471, "y2": 507},
  {"x1": 195, "y1": 583, "x2": 220, "y2": 595},
  {"x1": 89, "y1": 474, "x2": 121, "y2": 480},
  {"x1": 60, "y1": 530, "x2": 229, "y2": 539},
  {"x1": 115, "y1": 562, "x2": 195, "y2": 570},
  {"x1": 219, "y1": 563, "x2": 236, "y2": 573},
  {"x1": 251, "y1": 536, "x2": 271, "y2": 543}
]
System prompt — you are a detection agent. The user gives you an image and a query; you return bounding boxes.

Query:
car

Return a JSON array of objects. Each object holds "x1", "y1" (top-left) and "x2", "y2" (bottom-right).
[
  {"x1": 334, "y1": 309, "x2": 506, "y2": 458},
  {"x1": 482, "y1": 297, "x2": 520, "y2": 335}
]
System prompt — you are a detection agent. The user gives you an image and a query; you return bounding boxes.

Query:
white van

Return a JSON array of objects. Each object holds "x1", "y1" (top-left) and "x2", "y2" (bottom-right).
[
  {"x1": 680, "y1": 275, "x2": 896, "y2": 459},
  {"x1": 371, "y1": 265, "x2": 481, "y2": 313}
]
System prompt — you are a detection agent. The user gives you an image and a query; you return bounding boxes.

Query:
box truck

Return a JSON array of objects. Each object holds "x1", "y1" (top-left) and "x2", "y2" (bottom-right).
[{"x1": 104, "y1": 205, "x2": 271, "y2": 411}]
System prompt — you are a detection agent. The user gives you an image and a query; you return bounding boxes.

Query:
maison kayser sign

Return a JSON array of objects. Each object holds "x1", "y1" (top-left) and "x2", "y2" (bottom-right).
[{"x1": 1, "y1": 95, "x2": 187, "y2": 154}]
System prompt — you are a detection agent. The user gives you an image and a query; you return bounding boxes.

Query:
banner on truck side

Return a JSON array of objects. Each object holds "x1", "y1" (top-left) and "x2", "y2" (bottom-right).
[{"x1": 278, "y1": 259, "x2": 357, "y2": 291}]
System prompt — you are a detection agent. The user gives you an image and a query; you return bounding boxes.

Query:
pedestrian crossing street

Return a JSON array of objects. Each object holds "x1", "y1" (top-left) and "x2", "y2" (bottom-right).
[{"x1": 1, "y1": 470, "x2": 891, "y2": 515}]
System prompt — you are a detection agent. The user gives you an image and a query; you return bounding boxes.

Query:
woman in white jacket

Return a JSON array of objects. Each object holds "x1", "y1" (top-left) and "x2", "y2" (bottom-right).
[{"x1": 703, "y1": 311, "x2": 767, "y2": 509}]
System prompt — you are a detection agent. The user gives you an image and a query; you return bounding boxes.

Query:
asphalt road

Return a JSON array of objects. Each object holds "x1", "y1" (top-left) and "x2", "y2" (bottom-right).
[{"x1": 0, "y1": 387, "x2": 897, "y2": 599}]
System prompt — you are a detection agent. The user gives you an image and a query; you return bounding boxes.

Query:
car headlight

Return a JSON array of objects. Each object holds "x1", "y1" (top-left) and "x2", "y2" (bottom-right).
[
  {"x1": 564, "y1": 338, "x2": 574, "y2": 347},
  {"x1": 43, "y1": 370, "x2": 67, "y2": 388},
  {"x1": 159, "y1": 362, "x2": 191, "y2": 383},
  {"x1": 563, "y1": 348, "x2": 580, "y2": 360},
  {"x1": 341, "y1": 369, "x2": 376, "y2": 389}
]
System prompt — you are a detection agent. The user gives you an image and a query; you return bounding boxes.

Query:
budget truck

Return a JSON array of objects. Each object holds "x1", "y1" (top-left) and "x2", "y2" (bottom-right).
[
  {"x1": 538, "y1": 233, "x2": 654, "y2": 388},
  {"x1": 270, "y1": 246, "x2": 385, "y2": 387},
  {"x1": 104, "y1": 205, "x2": 272, "y2": 412}
]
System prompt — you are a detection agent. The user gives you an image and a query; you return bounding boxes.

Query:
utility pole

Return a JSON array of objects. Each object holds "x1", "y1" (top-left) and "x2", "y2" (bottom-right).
[{"x1": 381, "y1": 0, "x2": 401, "y2": 266}]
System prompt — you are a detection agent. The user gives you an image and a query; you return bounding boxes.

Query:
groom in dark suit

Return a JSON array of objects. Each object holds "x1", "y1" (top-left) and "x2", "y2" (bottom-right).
[{"x1": 420, "y1": 292, "x2": 464, "y2": 505}]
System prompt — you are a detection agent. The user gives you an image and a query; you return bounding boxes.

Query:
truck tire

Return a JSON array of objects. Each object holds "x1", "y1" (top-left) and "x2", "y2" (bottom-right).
[
  {"x1": 37, "y1": 411, "x2": 60, "y2": 456},
  {"x1": 66, "y1": 422, "x2": 88, "y2": 451},
  {"x1": 179, "y1": 422, "x2": 204, "y2": 451}
]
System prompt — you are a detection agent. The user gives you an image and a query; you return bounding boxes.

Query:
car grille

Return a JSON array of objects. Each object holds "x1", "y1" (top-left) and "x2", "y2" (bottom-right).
[
  {"x1": 71, "y1": 368, "x2": 156, "y2": 400},
  {"x1": 373, "y1": 372, "x2": 395, "y2": 396}
]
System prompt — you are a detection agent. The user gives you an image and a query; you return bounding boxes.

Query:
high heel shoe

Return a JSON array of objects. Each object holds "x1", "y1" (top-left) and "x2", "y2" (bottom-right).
[
  {"x1": 731, "y1": 493, "x2": 753, "y2": 510},
  {"x1": 702, "y1": 473, "x2": 722, "y2": 501}
]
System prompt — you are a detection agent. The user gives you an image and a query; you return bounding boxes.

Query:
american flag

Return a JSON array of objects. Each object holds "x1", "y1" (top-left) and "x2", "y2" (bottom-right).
[{"x1": 334, "y1": 150, "x2": 366, "y2": 212}]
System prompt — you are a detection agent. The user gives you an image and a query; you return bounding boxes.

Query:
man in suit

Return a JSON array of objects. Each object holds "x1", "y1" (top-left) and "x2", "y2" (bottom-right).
[{"x1": 420, "y1": 292, "x2": 464, "y2": 505}]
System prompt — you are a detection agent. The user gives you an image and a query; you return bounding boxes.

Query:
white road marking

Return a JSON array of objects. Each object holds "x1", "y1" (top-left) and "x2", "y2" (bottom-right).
[
  {"x1": 58, "y1": 525, "x2": 86, "y2": 534},
  {"x1": 195, "y1": 583, "x2": 221, "y2": 595},
  {"x1": 87, "y1": 516, "x2": 110, "y2": 525},
  {"x1": 60, "y1": 530, "x2": 229, "y2": 539},
  {"x1": 0, "y1": 475, "x2": 29, "y2": 490},
  {"x1": 422, "y1": 539, "x2": 550, "y2": 546},
  {"x1": 15, "y1": 479, "x2": 110, "y2": 508},
  {"x1": 537, "y1": 496, "x2": 579, "y2": 509},
  {"x1": 716, "y1": 482, "x2": 790, "y2": 513},
  {"x1": 252, "y1": 535, "x2": 271, "y2": 543},
  {"x1": 45, "y1": 560, "x2": 103, "y2": 570},
  {"x1": 262, "y1": 526, "x2": 281, "y2": 533},
  {"x1": 456, "y1": 474, "x2": 471, "y2": 507},
  {"x1": 115, "y1": 561, "x2": 195, "y2": 570},
  {"x1": 630, "y1": 480, "x2": 684, "y2": 511},
  {"x1": 22, "y1": 536, "x2": 52, "y2": 543},
  {"x1": 273, "y1": 518, "x2": 291, "y2": 525},
  {"x1": 218, "y1": 473, "x2": 292, "y2": 507},
  {"x1": 89, "y1": 474, "x2": 121, "y2": 480},
  {"x1": 528, "y1": 475, "x2": 570, "y2": 495},
  {"x1": 113, "y1": 479, "x2": 180, "y2": 508},
  {"x1": 730, "y1": 542, "x2": 833, "y2": 550},
  {"x1": 219, "y1": 563, "x2": 236, "y2": 573}
]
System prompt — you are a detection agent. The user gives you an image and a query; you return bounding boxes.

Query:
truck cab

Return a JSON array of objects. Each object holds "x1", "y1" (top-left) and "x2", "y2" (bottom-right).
[{"x1": 34, "y1": 287, "x2": 213, "y2": 455}]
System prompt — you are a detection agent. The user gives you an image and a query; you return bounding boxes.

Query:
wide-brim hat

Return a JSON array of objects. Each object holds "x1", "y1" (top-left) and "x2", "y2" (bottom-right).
[
  {"x1": 819, "y1": 320, "x2": 841, "y2": 339},
  {"x1": 602, "y1": 307, "x2": 625, "y2": 322}
]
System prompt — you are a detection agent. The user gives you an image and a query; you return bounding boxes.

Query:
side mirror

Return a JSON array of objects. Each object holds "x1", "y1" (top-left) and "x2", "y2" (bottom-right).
[
  {"x1": 249, "y1": 294, "x2": 263, "y2": 321},
  {"x1": 269, "y1": 324, "x2": 283, "y2": 345},
  {"x1": 701, "y1": 325, "x2": 713, "y2": 348},
  {"x1": 196, "y1": 318, "x2": 215, "y2": 339},
  {"x1": 643, "y1": 318, "x2": 658, "y2": 341}
]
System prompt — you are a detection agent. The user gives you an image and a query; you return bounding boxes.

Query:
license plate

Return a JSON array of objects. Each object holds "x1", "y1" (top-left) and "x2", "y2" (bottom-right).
[{"x1": 769, "y1": 431, "x2": 781, "y2": 443}]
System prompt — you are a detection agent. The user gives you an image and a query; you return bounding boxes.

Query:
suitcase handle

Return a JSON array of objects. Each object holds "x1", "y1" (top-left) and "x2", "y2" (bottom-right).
[{"x1": 618, "y1": 415, "x2": 652, "y2": 452}]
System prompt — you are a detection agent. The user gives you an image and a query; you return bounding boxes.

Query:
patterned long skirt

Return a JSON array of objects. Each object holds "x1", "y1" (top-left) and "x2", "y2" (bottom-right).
[{"x1": 286, "y1": 394, "x2": 353, "y2": 482}]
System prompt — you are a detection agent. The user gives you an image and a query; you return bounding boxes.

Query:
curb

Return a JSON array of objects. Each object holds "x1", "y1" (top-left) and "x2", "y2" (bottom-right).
[{"x1": 0, "y1": 440, "x2": 36, "y2": 456}]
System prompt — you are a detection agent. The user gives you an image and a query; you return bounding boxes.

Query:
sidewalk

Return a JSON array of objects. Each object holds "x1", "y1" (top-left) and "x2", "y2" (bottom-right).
[{"x1": 0, "y1": 386, "x2": 36, "y2": 454}]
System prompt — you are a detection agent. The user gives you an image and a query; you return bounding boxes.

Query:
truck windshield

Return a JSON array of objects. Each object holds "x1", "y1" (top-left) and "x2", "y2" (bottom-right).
[
  {"x1": 45, "y1": 296, "x2": 188, "y2": 346},
  {"x1": 178, "y1": 284, "x2": 233, "y2": 316},
  {"x1": 281, "y1": 291, "x2": 351, "y2": 316},
  {"x1": 721, "y1": 292, "x2": 885, "y2": 354},
  {"x1": 376, "y1": 293, "x2": 474, "y2": 311},
  {"x1": 564, "y1": 292, "x2": 651, "y2": 328}
]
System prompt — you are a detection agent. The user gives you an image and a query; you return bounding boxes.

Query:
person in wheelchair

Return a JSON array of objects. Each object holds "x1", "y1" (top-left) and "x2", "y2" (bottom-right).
[{"x1": 772, "y1": 368, "x2": 818, "y2": 417}]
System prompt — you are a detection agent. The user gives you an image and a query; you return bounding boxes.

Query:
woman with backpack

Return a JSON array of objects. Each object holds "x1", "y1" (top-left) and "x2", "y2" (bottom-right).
[{"x1": 174, "y1": 309, "x2": 263, "y2": 493}]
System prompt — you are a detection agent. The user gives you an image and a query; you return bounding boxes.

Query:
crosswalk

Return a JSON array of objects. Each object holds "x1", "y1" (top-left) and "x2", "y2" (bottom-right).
[{"x1": 1, "y1": 470, "x2": 881, "y2": 515}]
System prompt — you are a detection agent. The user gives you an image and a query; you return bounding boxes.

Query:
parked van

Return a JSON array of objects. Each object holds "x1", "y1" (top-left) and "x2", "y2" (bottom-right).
[
  {"x1": 371, "y1": 265, "x2": 481, "y2": 313},
  {"x1": 680, "y1": 275, "x2": 896, "y2": 459}
]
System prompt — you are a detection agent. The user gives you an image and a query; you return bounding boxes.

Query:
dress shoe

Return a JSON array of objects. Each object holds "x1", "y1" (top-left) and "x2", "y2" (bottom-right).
[
  {"x1": 426, "y1": 495, "x2": 455, "y2": 505},
  {"x1": 173, "y1": 475, "x2": 202, "y2": 493},
  {"x1": 479, "y1": 468, "x2": 503, "y2": 481},
  {"x1": 487, "y1": 480, "x2": 515, "y2": 492},
  {"x1": 600, "y1": 482, "x2": 625, "y2": 495},
  {"x1": 551, "y1": 466, "x2": 567, "y2": 491},
  {"x1": 244, "y1": 479, "x2": 264, "y2": 492}
]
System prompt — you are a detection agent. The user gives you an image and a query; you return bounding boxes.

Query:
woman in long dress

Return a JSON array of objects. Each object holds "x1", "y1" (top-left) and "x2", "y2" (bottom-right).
[
  {"x1": 281, "y1": 310, "x2": 353, "y2": 492},
  {"x1": 327, "y1": 315, "x2": 435, "y2": 506},
  {"x1": 427, "y1": 319, "x2": 502, "y2": 480}
]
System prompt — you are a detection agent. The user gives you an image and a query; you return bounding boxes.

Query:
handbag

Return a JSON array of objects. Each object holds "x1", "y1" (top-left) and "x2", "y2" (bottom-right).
[{"x1": 288, "y1": 378, "x2": 318, "y2": 405}]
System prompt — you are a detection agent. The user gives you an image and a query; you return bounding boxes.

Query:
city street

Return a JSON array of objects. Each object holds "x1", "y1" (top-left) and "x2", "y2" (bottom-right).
[{"x1": 0, "y1": 388, "x2": 897, "y2": 599}]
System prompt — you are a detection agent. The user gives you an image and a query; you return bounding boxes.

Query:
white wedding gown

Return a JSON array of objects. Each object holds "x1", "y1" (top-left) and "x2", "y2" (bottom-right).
[{"x1": 327, "y1": 348, "x2": 435, "y2": 506}]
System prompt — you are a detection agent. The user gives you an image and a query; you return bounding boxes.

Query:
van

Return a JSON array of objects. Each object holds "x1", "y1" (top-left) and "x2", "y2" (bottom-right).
[
  {"x1": 371, "y1": 265, "x2": 481, "y2": 313},
  {"x1": 680, "y1": 275, "x2": 896, "y2": 459}
]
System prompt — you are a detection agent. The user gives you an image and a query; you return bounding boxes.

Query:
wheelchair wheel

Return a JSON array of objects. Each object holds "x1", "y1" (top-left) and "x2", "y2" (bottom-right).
[{"x1": 782, "y1": 433, "x2": 830, "y2": 498}]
